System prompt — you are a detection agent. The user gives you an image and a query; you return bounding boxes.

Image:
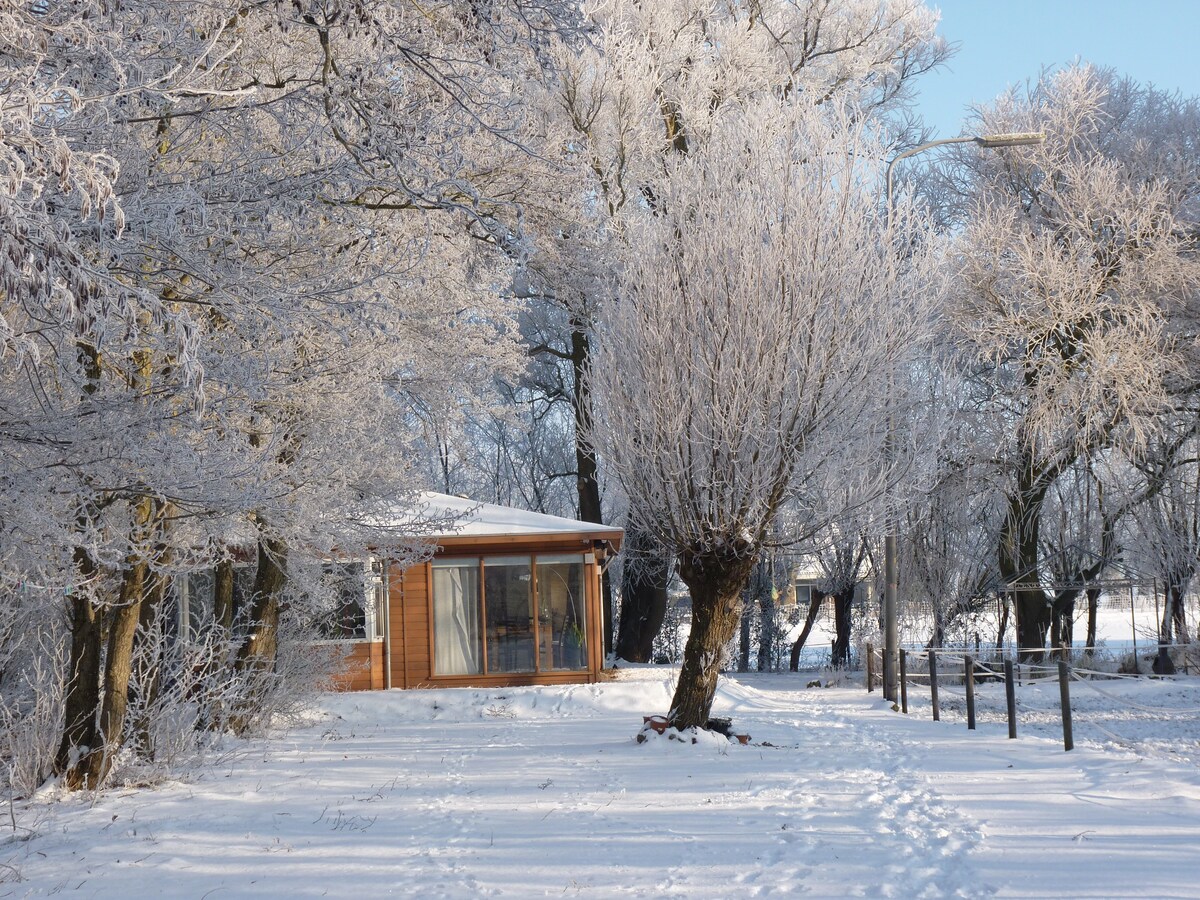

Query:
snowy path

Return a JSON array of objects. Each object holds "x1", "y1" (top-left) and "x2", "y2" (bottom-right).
[{"x1": 4, "y1": 671, "x2": 1200, "y2": 898}]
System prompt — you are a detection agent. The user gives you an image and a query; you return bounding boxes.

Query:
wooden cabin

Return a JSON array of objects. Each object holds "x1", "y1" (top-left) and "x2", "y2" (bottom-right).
[{"x1": 331, "y1": 493, "x2": 623, "y2": 691}]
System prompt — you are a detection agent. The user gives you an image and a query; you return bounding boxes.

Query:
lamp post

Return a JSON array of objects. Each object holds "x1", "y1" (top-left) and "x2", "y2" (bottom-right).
[{"x1": 881, "y1": 131, "x2": 1044, "y2": 703}]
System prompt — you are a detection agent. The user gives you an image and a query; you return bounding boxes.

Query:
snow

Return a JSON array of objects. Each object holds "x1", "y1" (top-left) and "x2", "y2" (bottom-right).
[
  {"x1": 386, "y1": 492, "x2": 624, "y2": 541},
  {"x1": 4, "y1": 669, "x2": 1200, "y2": 898}
]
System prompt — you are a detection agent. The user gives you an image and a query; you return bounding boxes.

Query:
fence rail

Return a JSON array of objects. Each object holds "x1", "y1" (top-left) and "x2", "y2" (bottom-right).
[{"x1": 865, "y1": 642, "x2": 1200, "y2": 753}]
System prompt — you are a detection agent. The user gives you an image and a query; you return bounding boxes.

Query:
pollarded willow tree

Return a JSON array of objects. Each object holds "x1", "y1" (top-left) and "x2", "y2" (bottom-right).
[
  {"x1": 508, "y1": 0, "x2": 951, "y2": 659},
  {"x1": 589, "y1": 98, "x2": 942, "y2": 729}
]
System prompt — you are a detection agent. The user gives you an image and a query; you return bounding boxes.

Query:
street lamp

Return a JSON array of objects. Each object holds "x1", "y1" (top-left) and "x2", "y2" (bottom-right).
[{"x1": 880, "y1": 131, "x2": 1045, "y2": 703}]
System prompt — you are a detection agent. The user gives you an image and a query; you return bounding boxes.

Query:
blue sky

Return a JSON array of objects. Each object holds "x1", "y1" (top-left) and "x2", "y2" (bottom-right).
[{"x1": 916, "y1": 1, "x2": 1200, "y2": 137}]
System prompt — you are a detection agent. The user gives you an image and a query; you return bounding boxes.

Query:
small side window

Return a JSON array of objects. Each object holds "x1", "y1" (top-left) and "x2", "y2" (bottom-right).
[{"x1": 317, "y1": 562, "x2": 368, "y2": 640}]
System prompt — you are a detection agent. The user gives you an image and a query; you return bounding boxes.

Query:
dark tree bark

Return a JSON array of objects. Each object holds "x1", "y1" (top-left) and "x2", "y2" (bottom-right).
[
  {"x1": 790, "y1": 590, "x2": 824, "y2": 671},
  {"x1": 132, "y1": 564, "x2": 170, "y2": 758},
  {"x1": 995, "y1": 594, "x2": 1010, "y2": 653},
  {"x1": 667, "y1": 547, "x2": 757, "y2": 729},
  {"x1": 569, "y1": 322, "x2": 620, "y2": 654},
  {"x1": 57, "y1": 343, "x2": 105, "y2": 785},
  {"x1": 742, "y1": 557, "x2": 779, "y2": 672},
  {"x1": 1163, "y1": 578, "x2": 1191, "y2": 643},
  {"x1": 999, "y1": 471, "x2": 1053, "y2": 652},
  {"x1": 831, "y1": 587, "x2": 854, "y2": 668},
  {"x1": 615, "y1": 523, "x2": 671, "y2": 662},
  {"x1": 77, "y1": 555, "x2": 149, "y2": 787},
  {"x1": 56, "y1": 548, "x2": 102, "y2": 786},
  {"x1": 62, "y1": 491, "x2": 162, "y2": 790},
  {"x1": 1085, "y1": 586, "x2": 1101, "y2": 652},
  {"x1": 1050, "y1": 590, "x2": 1077, "y2": 653},
  {"x1": 235, "y1": 534, "x2": 289, "y2": 676},
  {"x1": 757, "y1": 588, "x2": 776, "y2": 672},
  {"x1": 213, "y1": 558, "x2": 236, "y2": 633}
]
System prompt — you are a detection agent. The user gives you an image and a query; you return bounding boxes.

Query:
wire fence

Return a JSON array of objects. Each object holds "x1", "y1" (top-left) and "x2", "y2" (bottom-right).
[{"x1": 864, "y1": 641, "x2": 1200, "y2": 754}]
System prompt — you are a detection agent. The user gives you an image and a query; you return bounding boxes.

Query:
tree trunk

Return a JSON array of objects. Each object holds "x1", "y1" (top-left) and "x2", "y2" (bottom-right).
[
  {"x1": 790, "y1": 590, "x2": 824, "y2": 671},
  {"x1": 132, "y1": 563, "x2": 171, "y2": 758},
  {"x1": 213, "y1": 558, "x2": 236, "y2": 633},
  {"x1": 668, "y1": 548, "x2": 757, "y2": 729},
  {"x1": 995, "y1": 594, "x2": 1009, "y2": 653},
  {"x1": 1085, "y1": 586, "x2": 1100, "y2": 652},
  {"x1": 614, "y1": 523, "x2": 670, "y2": 663},
  {"x1": 757, "y1": 588, "x2": 776, "y2": 672},
  {"x1": 831, "y1": 587, "x2": 854, "y2": 667},
  {"x1": 235, "y1": 534, "x2": 289, "y2": 675},
  {"x1": 738, "y1": 591, "x2": 752, "y2": 672},
  {"x1": 56, "y1": 548, "x2": 102, "y2": 785},
  {"x1": 76, "y1": 557, "x2": 149, "y2": 787},
  {"x1": 929, "y1": 616, "x2": 946, "y2": 650},
  {"x1": 999, "y1": 476, "x2": 1051, "y2": 653},
  {"x1": 57, "y1": 344, "x2": 105, "y2": 785},
  {"x1": 1164, "y1": 578, "x2": 1190, "y2": 644},
  {"x1": 1050, "y1": 589, "x2": 1079, "y2": 654},
  {"x1": 569, "y1": 322, "x2": 619, "y2": 654}
]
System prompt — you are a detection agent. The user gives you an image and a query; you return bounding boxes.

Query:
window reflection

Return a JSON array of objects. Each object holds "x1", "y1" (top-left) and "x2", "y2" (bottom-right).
[
  {"x1": 432, "y1": 559, "x2": 481, "y2": 675},
  {"x1": 537, "y1": 555, "x2": 587, "y2": 670},
  {"x1": 430, "y1": 553, "x2": 589, "y2": 676},
  {"x1": 484, "y1": 557, "x2": 534, "y2": 673}
]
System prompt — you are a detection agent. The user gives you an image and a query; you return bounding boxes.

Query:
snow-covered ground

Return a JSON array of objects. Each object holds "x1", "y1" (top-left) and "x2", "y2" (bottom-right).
[{"x1": 4, "y1": 668, "x2": 1200, "y2": 898}]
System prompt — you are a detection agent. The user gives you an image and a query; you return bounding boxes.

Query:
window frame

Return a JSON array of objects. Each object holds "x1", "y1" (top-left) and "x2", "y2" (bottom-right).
[
  {"x1": 308, "y1": 558, "x2": 386, "y2": 644},
  {"x1": 429, "y1": 552, "x2": 590, "y2": 678}
]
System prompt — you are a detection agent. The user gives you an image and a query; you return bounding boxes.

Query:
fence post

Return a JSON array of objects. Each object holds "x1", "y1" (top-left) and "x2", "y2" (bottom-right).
[
  {"x1": 1058, "y1": 660, "x2": 1074, "y2": 752},
  {"x1": 866, "y1": 642, "x2": 874, "y2": 693},
  {"x1": 928, "y1": 648, "x2": 940, "y2": 722},
  {"x1": 965, "y1": 654, "x2": 976, "y2": 731},
  {"x1": 1004, "y1": 658, "x2": 1017, "y2": 739},
  {"x1": 900, "y1": 649, "x2": 908, "y2": 714}
]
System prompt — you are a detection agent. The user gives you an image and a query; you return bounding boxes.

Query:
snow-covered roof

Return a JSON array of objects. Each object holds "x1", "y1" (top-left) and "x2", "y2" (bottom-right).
[{"x1": 400, "y1": 492, "x2": 623, "y2": 546}]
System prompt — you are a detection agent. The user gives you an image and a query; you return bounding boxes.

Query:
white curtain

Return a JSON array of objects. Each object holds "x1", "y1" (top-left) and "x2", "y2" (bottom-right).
[{"x1": 433, "y1": 564, "x2": 481, "y2": 675}]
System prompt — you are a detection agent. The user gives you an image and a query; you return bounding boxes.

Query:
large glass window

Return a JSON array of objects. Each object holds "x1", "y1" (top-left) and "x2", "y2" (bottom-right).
[
  {"x1": 536, "y1": 554, "x2": 587, "y2": 670},
  {"x1": 430, "y1": 553, "x2": 589, "y2": 677},
  {"x1": 432, "y1": 559, "x2": 482, "y2": 675},
  {"x1": 484, "y1": 557, "x2": 534, "y2": 673}
]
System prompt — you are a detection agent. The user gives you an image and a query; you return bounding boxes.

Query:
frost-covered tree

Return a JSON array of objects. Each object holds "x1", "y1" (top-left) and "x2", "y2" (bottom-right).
[
  {"x1": 896, "y1": 367, "x2": 1005, "y2": 648},
  {"x1": 942, "y1": 66, "x2": 1200, "y2": 652},
  {"x1": 1124, "y1": 431, "x2": 1200, "y2": 645},
  {"x1": 590, "y1": 98, "x2": 941, "y2": 729},
  {"x1": 515, "y1": 0, "x2": 951, "y2": 658},
  {"x1": 1, "y1": 0, "x2": 564, "y2": 792}
]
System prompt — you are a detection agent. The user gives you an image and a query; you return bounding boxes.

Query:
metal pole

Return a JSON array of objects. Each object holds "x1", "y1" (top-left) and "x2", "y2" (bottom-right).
[
  {"x1": 1058, "y1": 660, "x2": 1074, "y2": 751},
  {"x1": 965, "y1": 654, "x2": 976, "y2": 731},
  {"x1": 1004, "y1": 658, "x2": 1017, "y2": 739},
  {"x1": 881, "y1": 131, "x2": 1043, "y2": 709},
  {"x1": 899, "y1": 648, "x2": 908, "y2": 714},
  {"x1": 866, "y1": 642, "x2": 874, "y2": 693},
  {"x1": 884, "y1": 535, "x2": 898, "y2": 700},
  {"x1": 928, "y1": 648, "x2": 940, "y2": 721}
]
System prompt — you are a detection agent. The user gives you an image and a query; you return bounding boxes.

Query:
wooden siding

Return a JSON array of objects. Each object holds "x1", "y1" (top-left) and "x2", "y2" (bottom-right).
[
  {"x1": 329, "y1": 641, "x2": 384, "y2": 692},
  {"x1": 388, "y1": 562, "x2": 431, "y2": 688},
  {"x1": 334, "y1": 535, "x2": 617, "y2": 692}
]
